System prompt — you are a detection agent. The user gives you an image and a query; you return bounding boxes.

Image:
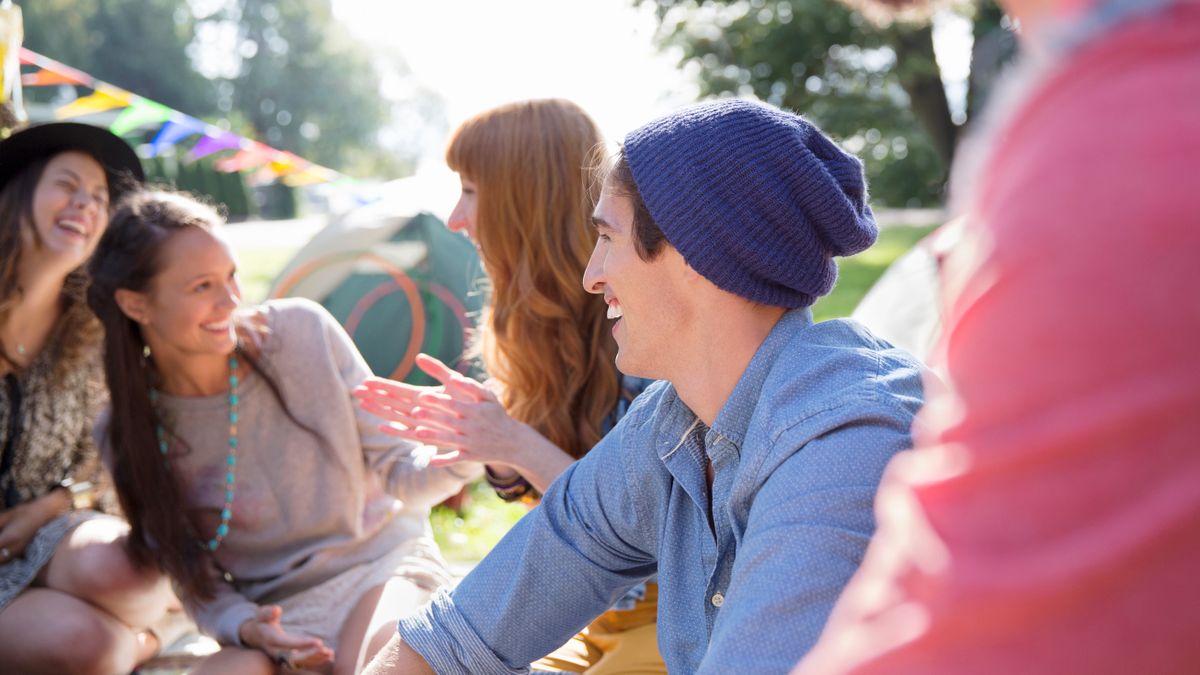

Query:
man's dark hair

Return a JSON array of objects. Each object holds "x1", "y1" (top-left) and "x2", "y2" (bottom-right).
[{"x1": 607, "y1": 149, "x2": 668, "y2": 262}]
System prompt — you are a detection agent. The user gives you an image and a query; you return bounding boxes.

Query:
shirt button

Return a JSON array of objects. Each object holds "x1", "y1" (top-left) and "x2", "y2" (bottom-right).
[{"x1": 711, "y1": 592, "x2": 725, "y2": 607}]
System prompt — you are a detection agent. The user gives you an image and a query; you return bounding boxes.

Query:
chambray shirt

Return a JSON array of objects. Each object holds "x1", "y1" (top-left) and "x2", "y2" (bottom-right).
[{"x1": 398, "y1": 309, "x2": 925, "y2": 673}]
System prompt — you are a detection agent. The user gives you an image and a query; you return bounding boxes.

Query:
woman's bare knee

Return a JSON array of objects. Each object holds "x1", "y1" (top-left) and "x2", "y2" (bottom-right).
[
  {"x1": 0, "y1": 589, "x2": 138, "y2": 675},
  {"x1": 44, "y1": 608, "x2": 139, "y2": 675},
  {"x1": 49, "y1": 521, "x2": 151, "y2": 590},
  {"x1": 45, "y1": 521, "x2": 172, "y2": 625},
  {"x1": 68, "y1": 538, "x2": 161, "y2": 596}
]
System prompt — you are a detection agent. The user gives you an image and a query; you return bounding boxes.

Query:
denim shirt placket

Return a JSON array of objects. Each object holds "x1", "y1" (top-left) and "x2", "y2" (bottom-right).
[
  {"x1": 705, "y1": 426, "x2": 741, "y2": 632},
  {"x1": 659, "y1": 411, "x2": 743, "y2": 640}
]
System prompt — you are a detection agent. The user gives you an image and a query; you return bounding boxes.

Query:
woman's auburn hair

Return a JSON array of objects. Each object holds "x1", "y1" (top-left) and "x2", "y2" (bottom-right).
[{"x1": 446, "y1": 99, "x2": 618, "y2": 459}]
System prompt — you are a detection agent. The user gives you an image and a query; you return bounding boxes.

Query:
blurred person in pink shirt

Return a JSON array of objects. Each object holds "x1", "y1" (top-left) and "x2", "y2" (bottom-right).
[{"x1": 795, "y1": 0, "x2": 1200, "y2": 673}]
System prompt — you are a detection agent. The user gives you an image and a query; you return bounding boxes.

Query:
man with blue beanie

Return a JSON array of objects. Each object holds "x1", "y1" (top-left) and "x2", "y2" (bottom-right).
[{"x1": 366, "y1": 99, "x2": 925, "y2": 675}]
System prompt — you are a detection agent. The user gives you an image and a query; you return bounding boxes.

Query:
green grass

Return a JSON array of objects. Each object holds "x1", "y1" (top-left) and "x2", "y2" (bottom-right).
[
  {"x1": 236, "y1": 246, "x2": 297, "y2": 304},
  {"x1": 811, "y1": 225, "x2": 937, "y2": 322},
  {"x1": 429, "y1": 482, "x2": 530, "y2": 564},
  {"x1": 233, "y1": 223, "x2": 939, "y2": 565}
]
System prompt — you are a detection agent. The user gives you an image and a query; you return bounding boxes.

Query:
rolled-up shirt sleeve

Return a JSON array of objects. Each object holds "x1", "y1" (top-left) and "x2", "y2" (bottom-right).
[{"x1": 398, "y1": 409, "x2": 662, "y2": 673}]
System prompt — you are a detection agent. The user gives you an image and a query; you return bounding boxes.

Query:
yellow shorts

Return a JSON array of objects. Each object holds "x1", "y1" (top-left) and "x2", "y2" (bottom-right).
[{"x1": 533, "y1": 582, "x2": 666, "y2": 675}]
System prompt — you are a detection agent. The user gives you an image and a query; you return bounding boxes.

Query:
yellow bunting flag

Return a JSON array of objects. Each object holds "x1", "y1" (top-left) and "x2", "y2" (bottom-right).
[
  {"x1": 282, "y1": 165, "x2": 339, "y2": 187},
  {"x1": 55, "y1": 83, "x2": 132, "y2": 119}
]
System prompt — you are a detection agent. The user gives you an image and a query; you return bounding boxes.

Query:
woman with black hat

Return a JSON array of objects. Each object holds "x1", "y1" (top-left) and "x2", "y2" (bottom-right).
[{"x1": 0, "y1": 122, "x2": 172, "y2": 674}]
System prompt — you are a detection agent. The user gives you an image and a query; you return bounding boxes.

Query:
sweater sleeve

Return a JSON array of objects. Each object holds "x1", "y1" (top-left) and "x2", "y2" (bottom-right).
[
  {"x1": 186, "y1": 569, "x2": 259, "y2": 646},
  {"x1": 309, "y1": 299, "x2": 481, "y2": 509}
]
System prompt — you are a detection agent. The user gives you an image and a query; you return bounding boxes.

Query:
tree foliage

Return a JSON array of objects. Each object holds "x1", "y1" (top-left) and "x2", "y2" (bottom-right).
[
  {"x1": 642, "y1": 0, "x2": 1008, "y2": 206},
  {"x1": 213, "y1": 0, "x2": 391, "y2": 173},
  {"x1": 21, "y1": 0, "x2": 216, "y2": 115}
]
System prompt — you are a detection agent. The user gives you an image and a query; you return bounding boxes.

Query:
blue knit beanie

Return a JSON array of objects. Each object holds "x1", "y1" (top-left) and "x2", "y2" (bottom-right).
[{"x1": 623, "y1": 99, "x2": 877, "y2": 308}]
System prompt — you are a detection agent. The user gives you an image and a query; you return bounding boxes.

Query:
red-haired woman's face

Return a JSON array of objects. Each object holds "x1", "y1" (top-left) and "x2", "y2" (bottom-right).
[{"x1": 447, "y1": 175, "x2": 479, "y2": 243}]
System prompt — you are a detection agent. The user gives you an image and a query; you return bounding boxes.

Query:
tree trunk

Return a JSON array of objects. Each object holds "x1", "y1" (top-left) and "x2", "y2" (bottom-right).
[
  {"x1": 890, "y1": 23, "x2": 959, "y2": 170},
  {"x1": 969, "y1": 1, "x2": 1019, "y2": 118}
]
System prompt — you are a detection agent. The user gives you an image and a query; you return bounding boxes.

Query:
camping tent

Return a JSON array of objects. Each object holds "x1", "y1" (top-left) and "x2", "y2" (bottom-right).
[
  {"x1": 851, "y1": 220, "x2": 961, "y2": 366},
  {"x1": 269, "y1": 195, "x2": 485, "y2": 386}
]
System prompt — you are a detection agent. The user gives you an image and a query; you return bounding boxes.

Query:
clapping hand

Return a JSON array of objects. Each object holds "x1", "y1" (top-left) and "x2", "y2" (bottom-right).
[{"x1": 354, "y1": 354, "x2": 530, "y2": 468}]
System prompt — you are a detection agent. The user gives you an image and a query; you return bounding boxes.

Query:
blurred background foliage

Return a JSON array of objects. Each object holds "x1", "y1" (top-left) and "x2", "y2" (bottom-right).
[
  {"x1": 640, "y1": 0, "x2": 1015, "y2": 206},
  {"x1": 19, "y1": 0, "x2": 1017, "y2": 209}
]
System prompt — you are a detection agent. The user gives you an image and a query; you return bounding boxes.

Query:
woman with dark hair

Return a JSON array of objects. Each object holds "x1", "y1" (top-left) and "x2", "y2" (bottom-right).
[
  {"x1": 87, "y1": 188, "x2": 478, "y2": 674},
  {"x1": 355, "y1": 99, "x2": 663, "y2": 673},
  {"x1": 0, "y1": 123, "x2": 174, "y2": 674}
]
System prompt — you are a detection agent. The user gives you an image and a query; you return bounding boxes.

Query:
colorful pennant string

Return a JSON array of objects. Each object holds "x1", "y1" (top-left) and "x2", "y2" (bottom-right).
[{"x1": 18, "y1": 48, "x2": 351, "y2": 188}]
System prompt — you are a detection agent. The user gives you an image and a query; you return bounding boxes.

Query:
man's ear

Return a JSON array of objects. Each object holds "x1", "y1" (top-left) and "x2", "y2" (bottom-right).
[{"x1": 114, "y1": 288, "x2": 150, "y2": 325}]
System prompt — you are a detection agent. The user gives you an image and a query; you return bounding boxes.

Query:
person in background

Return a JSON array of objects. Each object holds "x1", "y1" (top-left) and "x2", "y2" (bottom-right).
[
  {"x1": 795, "y1": 0, "x2": 1200, "y2": 672},
  {"x1": 355, "y1": 98, "x2": 664, "y2": 673},
  {"x1": 364, "y1": 98, "x2": 926, "y2": 674},
  {"x1": 0, "y1": 123, "x2": 175, "y2": 674},
  {"x1": 87, "y1": 188, "x2": 478, "y2": 675}
]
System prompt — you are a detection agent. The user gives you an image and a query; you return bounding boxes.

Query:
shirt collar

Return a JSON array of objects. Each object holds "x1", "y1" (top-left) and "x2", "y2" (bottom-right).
[{"x1": 709, "y1": 307, "x2": 813, "y2": 450}]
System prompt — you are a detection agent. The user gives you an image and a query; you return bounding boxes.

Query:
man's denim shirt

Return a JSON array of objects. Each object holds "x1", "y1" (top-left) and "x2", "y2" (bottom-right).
[{"x1": 398, "y1": 309, "x2": 926, "y2": 673}]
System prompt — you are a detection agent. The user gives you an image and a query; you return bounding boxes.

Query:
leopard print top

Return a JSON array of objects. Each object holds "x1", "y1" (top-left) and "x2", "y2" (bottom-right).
[{"x1": 0, "y1": 327, "x2": 110, "y2": 511}]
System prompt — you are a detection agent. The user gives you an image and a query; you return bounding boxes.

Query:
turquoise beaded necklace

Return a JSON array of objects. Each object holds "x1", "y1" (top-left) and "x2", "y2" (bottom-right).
[{"x1": 151, "y1": 352, "x2": 240, "y2": 552}]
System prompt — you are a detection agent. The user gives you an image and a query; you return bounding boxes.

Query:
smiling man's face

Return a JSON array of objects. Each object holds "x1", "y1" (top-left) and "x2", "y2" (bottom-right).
[{"x1": 582, "y1": 179, "x2": 693, "y2": 379}]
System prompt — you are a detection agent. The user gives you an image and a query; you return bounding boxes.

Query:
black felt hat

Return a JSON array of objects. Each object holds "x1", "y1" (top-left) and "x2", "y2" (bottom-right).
[{"x1": 0, "y1": 122, "x2": 144, "y2": 195}]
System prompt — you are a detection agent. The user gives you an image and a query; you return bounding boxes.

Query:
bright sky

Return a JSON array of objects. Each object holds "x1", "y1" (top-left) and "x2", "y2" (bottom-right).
[
  {"x1": 332, "y1": 0, "x2": 699, "y2": 173},
  {"x1": 331, "y1": 0, "x2": 973, "y2": 183}
]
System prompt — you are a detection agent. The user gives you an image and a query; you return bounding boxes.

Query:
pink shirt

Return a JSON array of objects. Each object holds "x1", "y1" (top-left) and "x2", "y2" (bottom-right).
[{"x1": 796, "y1": 3, "x2": 1200, "y2": 673}]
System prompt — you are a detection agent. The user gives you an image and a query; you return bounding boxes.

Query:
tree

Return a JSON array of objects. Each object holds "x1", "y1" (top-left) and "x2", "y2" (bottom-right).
[
  {"x1": 642, "y1": 0, "x2": 1013, "y2": 206},
  {"x1": 213, "y1": 0, "x2": 392, "y2": 173},
  {"x1": 21, "y1": 0, "x2": 216, "y2": 116}
]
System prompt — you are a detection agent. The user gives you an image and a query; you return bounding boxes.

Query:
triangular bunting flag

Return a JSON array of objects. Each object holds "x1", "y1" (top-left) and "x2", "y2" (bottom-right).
[
  {"x1": 146, "y1": 115, "x2": 207, "y2": 157},
  {"x1": 190, "y1": 130, "x2": 243, "y2": 161},
  {"x1": 20, "y1": 48, "x2": 93, "y2": 86},
  {"x1": 110, "y1": 98, "x2": 173, "y2": 137},
  {"x1": 214, "y1": 142, "x2": 276, "y2": 172},
  {"x1": 22, "y1": 69, "x2": 89, "y2": 87},
  {"x1": 55, "y1": 84, "x2": 132, "y2": 119}
]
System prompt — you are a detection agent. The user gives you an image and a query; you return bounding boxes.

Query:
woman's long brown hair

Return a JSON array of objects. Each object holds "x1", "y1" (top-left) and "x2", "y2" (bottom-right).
[{"x1": 447, "y1": 99, "x2": 618, "y2": 458}]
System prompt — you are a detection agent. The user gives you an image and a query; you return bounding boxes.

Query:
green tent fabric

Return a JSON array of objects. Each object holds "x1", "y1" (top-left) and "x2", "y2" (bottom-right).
[{"x1": 270, "y1": 207, "x2": 484, "y2": 386}]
